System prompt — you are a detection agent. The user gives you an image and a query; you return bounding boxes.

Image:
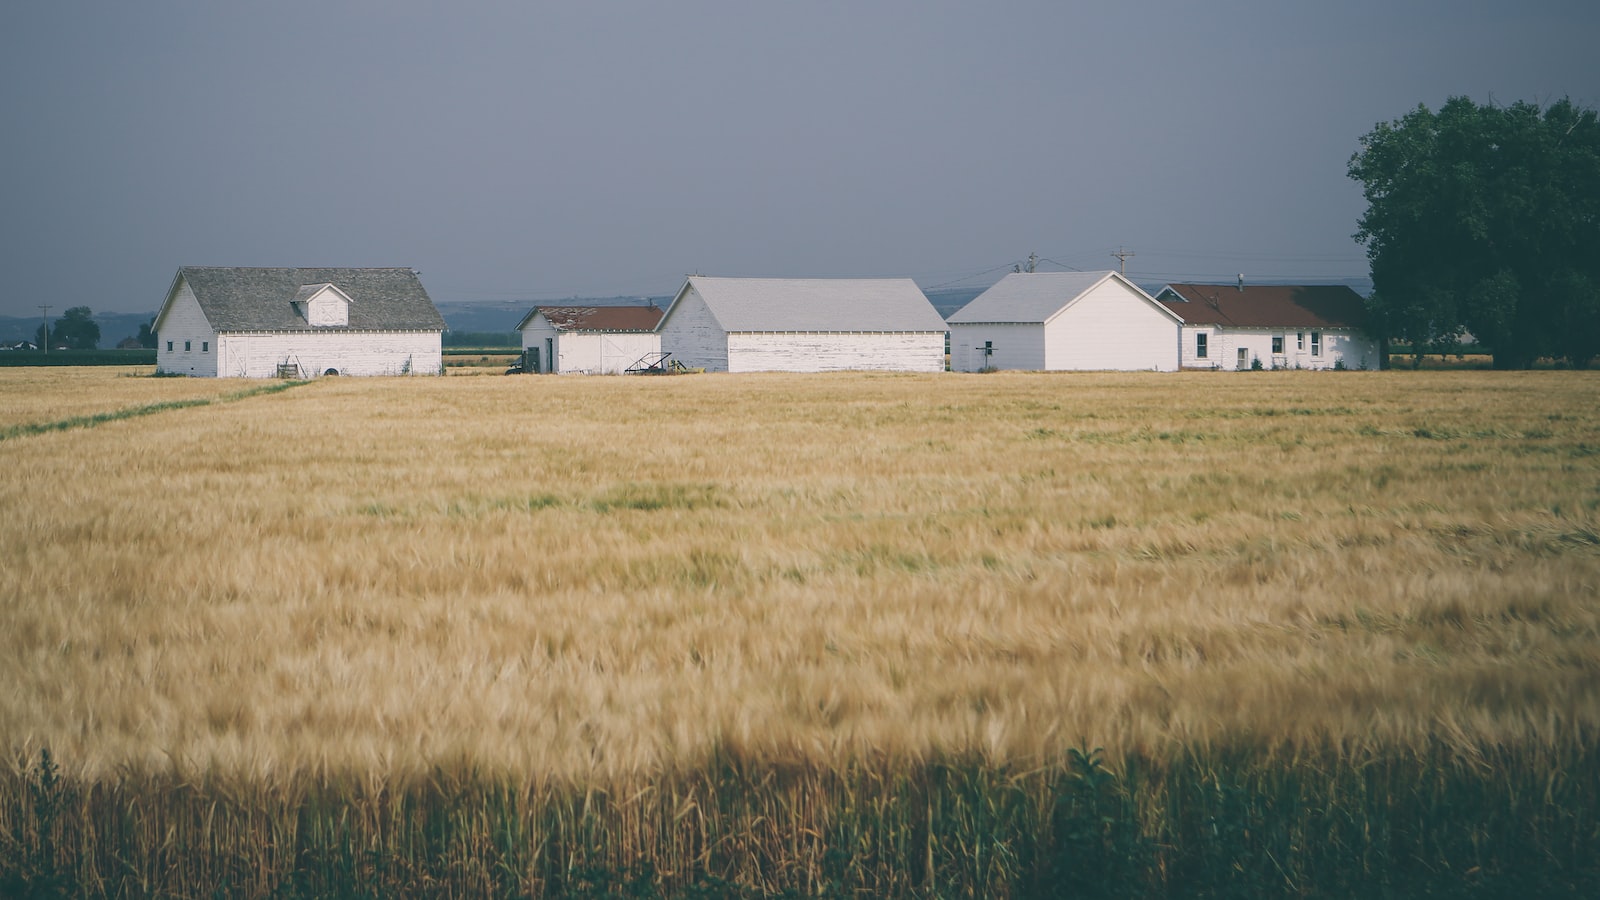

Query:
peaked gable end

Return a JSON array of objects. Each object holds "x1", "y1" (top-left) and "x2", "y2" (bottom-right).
[{"x1": 293, "y1": 283, "x2": 353, "y2": 327}]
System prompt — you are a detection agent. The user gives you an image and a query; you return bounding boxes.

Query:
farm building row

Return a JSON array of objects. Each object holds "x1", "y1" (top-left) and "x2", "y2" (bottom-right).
[{"x1": 151, "y1": 266, "x2": 1379, "y2": 377}]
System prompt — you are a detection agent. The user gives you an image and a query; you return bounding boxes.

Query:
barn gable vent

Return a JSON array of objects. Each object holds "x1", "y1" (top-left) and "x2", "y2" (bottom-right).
[{"x1": 291, "y1": 283, "x2": 352, "y2": 327}]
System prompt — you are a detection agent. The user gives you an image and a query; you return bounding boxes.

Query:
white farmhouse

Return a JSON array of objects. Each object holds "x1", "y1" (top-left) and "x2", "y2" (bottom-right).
[
  {"x1": 1154, "y1": 283, "x2": 1381, "y2": 370},
  {"x1": 656, "y1": 276, "x2": 948, "y2": 373},
  {"x1": 514, "y1": 305, "x2": 664, "y2": 374},
  {"x1": 153, "y1": 267, "x2": 445, "y2": 377},
  {"x1": 947, "y1": 271, "x2": 1181, "y2": 372}
]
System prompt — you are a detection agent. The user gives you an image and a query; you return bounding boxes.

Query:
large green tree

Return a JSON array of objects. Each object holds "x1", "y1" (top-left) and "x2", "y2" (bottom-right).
[
  {"x1": 1349, "y1": 97, "x2": 1600, "y2": 368},
  {"x1": 40, "y1": 306, "x2": 101, "y2": 350}
]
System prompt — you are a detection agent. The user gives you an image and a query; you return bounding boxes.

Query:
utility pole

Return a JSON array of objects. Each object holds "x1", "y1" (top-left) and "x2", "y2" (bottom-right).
[
  {"x1": 1111, "y1": 247, "x2": 1135, "y2": 275},
  {"x1": 38, "y1": 305, "x2": 51, "y2": 355}
]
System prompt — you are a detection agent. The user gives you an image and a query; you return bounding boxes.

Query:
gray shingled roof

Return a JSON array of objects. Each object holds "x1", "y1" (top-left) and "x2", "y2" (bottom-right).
[
  {"x1": 679, "y1": 276, "x2": 947, "y2": 332},
  {"x1": 948, "y1": 271, "x2": 1165, "y2": 324},
  {"x1": 171, "y1": 267, "x2": 445, "y2": 332}
]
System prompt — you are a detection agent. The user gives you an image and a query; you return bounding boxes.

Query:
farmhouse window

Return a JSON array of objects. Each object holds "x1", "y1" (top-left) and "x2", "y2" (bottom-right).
[
  {"x1": 1311, "y1": 332, "x2": 1322, "y2": 356},
  {"x1": 184, "y1": 340, "x2": 191, "y2": 352},
  {"x1": 1195, "y1": 333, "x2": 1208, "y2": 358},
  {"x1": 1272, "y1": 336, "x2": 1284, "y2": 354},
  {"x1": 1297, "y1": 332, "x2": 1305, "y2": 350},
  {"x1": 166, "y1": 341, "x2": 173, "y2": 351},
  {"x1": 202, "y1": 341, "x2": 209, "y2": 352}
]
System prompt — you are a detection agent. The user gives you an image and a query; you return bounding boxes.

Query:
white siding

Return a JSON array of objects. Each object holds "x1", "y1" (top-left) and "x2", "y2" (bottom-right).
[
  {"x1": 726, "y1": 332, "x2": 944, "y2": 373},
  {"x1": 519, "y1": 317, "x2": 559, "y2": 373},
  {"x1": 657, "y1": 286, "x2": 730, "y2": 371},
  {"x1": 306, "y1": 290, "x2": 349, "y2": 326},
  {"x1": 215, "y1": 331, "x2": 441, "y2": 378},
  {"x1": 1181, "y1": 326, "x2": 1277, "y2": 370},
  {"x1": 1179, "y1": 326, "x2": 1219, "y2": 368},
  {"x1": 1318, "y1": 330, "x2": 1382, "y2": 370},
  {"x1": 155, "y1": 282, "x2": 219, "y2": 377},
  {"x1": 1044, "y1": 279, "x2": 1179, "y2": 371},
  {"x1": 554, "y1": 332, "x2": 663, "y2": 374},
  {"x1": 1181, "y1": 326, "x2": 1381, "y2": 370},
  {"x1": 948, "y1": 323, "x2": 1045, "y2": 372}
]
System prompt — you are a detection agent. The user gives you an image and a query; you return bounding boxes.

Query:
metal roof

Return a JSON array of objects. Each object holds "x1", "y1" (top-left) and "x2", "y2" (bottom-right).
[
  {"x1": 676, "y1": 276, "x2": 947, "y2": 332},
  {"x1": 516, "y1": 305, "x2": 664, "y2": 332},
  {"x1": 1157, "y1": 283, "x2": 1370, "y2": 328},
  {"x1": 168, "y1": 267, "x2": 445, "y2": 332},
  {"x1": 946, "y1": 271, "x2": 1170, "y2": 324}
]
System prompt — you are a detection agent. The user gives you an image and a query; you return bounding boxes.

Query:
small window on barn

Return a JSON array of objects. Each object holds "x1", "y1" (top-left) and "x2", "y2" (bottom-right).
[
  {"x1": 184, "y1": 340, "x2": 191, "y2": 352},
  {"x1": 202, "y1": 341, "x2": 209, "y2": 352},
  {"x1": 166, "y1": 341, "x2": 173, "y2": 352},
  {"x1": 1272, "y1": 336, "x2": 1284, "y2": 354},
  {"x1": 1196, "y1": 333, "x2": 1208, "y2": 358},
  {"x1": 1311, "y1": 332, "x2": 1322, "y2": 356}
]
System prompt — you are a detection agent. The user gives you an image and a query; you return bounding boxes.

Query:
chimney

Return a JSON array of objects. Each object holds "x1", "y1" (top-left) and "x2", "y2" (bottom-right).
[{"x1": 1237, "y1": 274, "x2": 1245, "y2": 292}]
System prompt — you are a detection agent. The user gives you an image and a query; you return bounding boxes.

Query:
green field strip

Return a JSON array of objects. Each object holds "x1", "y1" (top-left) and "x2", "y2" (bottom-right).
[{"x1": 0, "y1": 379, "x2": 310, "y2": 442}]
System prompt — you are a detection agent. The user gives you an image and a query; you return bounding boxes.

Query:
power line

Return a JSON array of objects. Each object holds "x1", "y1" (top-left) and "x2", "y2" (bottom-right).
[
  {"x1": 922, "y1": 261, "x2": 1024, "y2": 291},
  {"x1": 1111, "y1": 246, "x2": 1135, "y2": 275}
]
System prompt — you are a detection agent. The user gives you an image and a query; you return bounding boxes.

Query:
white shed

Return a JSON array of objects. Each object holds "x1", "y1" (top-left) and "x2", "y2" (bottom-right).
[
  {"x1": 515, "y1": 305, "x2": 664, "y2": 374},
  {"x1": 656, "y1": 276, "x2": 948, "y2": 373},
  {"x1": 1154, "y1": 283, "x2": 1382, "y2": 370},
  {"x1": 152, "y1": 267, "x2": 445, "y2": 377},
  {"x1": 947, "y1": 271, "x2": 1181, "y2": 372}
]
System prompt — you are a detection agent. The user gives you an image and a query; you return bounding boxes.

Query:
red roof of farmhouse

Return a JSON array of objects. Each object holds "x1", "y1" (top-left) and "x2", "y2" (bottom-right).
[
  {"x1": 529, "y1": 305, "x2": 664, "y2": 332},
  {"x1": 1157, "y1": 284, "x2": 1369, "y2": 329}
]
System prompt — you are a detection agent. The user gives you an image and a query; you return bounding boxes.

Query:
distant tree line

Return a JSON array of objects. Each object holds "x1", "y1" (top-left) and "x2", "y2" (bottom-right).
[
  {"x1": 28, "y1": 310, "x2": 160, "y2": 351},
  {"x1": 1350, "y1": 96, "x2": 1600, "y2": 369},
  {"x1": 35, "y1": 307, "x2": 101, "y2": 350}
]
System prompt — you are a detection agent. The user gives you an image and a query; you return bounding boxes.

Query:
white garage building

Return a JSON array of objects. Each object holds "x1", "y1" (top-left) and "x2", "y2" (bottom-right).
[
  {"x1": 515, "y1": 305, "x2": 664, "y2": 374},
  {"x1": 947, "y1": 271, "x2": 1181, "y2": 372},
  {"x1": 153, "y1": 267, "x2": 444, "y2": 377},
  {"x1": 656, "y1": 276, "x2": 948, "y2": 373}
]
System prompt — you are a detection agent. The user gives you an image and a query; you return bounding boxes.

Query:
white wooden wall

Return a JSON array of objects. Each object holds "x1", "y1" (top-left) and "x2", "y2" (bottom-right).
[
  {"x1": 657, "y1": 287, "x2": 730, "y2": 371},
  {"x1": 519, "y1": 318, "x2": 558, "y2": 372},
  {"x1": 1044, "y1": 280, "x2": 1179, "y2": 371},
  {"x1": 1179, "y1": 326, "x2": 1381, "y2": 370},
  {"x1": 306, "y1": 291, "x2": 349, "y2": 326},
  {"x1": 949, "y1": 323, "x2": 1046, "y2": 372},
  {"x1": 1320, "y1": 331, "x2": 1382, "y2": 370},
  {"x1": 215, "y1": 331, "x2": 442, "y2": 378},
  {"x1": 1179, "y1": 325, "x2": 1220, "y2": 368},
  {"x1": 154, "y1": 283, "x2": 220, "y2": 376},
  {"x1": 555, "y1": 332, "x2": 662, "y2": 374},
  {"x1": 726, "y1": 332, "x2": 944, "y2": 373}
]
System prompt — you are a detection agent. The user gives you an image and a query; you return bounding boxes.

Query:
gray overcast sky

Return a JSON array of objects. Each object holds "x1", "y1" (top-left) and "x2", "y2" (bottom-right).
[{"x1": 1, "y1": 1, "x2": 1596, "y2": 316}]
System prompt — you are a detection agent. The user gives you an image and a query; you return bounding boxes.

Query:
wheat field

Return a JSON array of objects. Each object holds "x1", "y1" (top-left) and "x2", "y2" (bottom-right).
[
  {"x1": 2, "y1": 367, "x2": 1598, "y2": 894},
  {"x1": 4, "y1": 367, "x2": 1596, "y2": 778}
]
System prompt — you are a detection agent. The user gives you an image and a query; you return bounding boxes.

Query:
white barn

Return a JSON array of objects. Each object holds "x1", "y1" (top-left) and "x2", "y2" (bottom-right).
[
  {"x1": 153, "y1": 267, "x2": 445, "y2": 377},
  {"x1": 656, "y1": 276, "x2": 948, "y2": 373},
  {"x1": 947, "y1": 271, "x2": 1181, "y2": 372},
  {"x1": 1154, "y1": 283, "x2": 1382, "y2": 370},
  {"x1": 514, "y1": 305, "x2": 664, "y2": 374}
]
